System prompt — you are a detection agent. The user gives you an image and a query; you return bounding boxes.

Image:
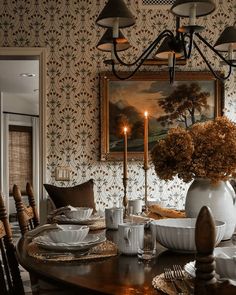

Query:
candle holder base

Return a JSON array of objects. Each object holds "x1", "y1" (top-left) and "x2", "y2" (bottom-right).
[
  {"x1": 143, "y1": 166, "x2": 149, "y2": 213},
  {"x1": 123, "y1": 177, "x2": 128, "y2": 219},
  {"x1": 123, "y1": 197, "x2": 128, "y2": 219}
]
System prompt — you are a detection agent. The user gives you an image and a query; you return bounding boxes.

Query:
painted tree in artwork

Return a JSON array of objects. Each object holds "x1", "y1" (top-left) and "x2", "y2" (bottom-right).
[{"x1": 157, "y1": 83, "x2": 210, "y2": 128}]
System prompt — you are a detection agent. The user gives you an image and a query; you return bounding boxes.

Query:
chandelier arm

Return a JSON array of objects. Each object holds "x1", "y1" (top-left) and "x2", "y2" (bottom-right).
[
  {"x1": 111, "y1": 59, "x2": 146, "y2": 80},
  {"x1": 113, "y1": 30, "x2": 174, "y2": 67},
  {"x1": 180, "y1": 32, "x2": 188, "y2": 59},
  {"x1": 195, "y1": 33, "x2": 236, "y2": 67},
  {"x1": 176, "y1": 17, "x2": 180, "y2": 38},
  {"x1": 193, "y1": 40, "x2": 232, "y2": 81},
  {"x1": 186, "y1": 32, "x2": 194, "y2": 59}
]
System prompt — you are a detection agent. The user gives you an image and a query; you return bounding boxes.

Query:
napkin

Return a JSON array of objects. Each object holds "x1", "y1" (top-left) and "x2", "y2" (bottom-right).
[
  {"x1": 24, "y1": 223, "x2": 63, "y2": 238},
  {"x1": 184, "y1": 261, "x2": 196, "y2": 278},
  {"x1": 47, "y1": 205, "x2": 77, "y2": 222},
  {"x1": 216, "y1": 252, "x2": 231, "y2": 259}
]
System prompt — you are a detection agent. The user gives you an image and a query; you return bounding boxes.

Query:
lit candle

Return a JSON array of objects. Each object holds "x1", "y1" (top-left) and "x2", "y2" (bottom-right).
[
  {"x1": 144, "y1": 111, "x2": 149, "y2": 170},
  {"x1": 123, "y1": 127, "x2": 128, "y2": 179}
]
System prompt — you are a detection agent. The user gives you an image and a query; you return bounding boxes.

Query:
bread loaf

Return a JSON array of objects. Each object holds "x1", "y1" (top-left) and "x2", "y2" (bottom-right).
[
  {"x1": 147, "y1": 211, "x2": 165, "y2": 220},
  {"x1": 148, "y1": 204, "x2": 185, "y2": 218}
]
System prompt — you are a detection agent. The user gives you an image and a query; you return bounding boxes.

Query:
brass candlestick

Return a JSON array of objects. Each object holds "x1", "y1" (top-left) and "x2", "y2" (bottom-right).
[
  {"x1": 143, "y1": 165, "x2": 149, "y2": 213},
  {"x1": 123, "y1": 177, "x2": 128, "y2": 218}
]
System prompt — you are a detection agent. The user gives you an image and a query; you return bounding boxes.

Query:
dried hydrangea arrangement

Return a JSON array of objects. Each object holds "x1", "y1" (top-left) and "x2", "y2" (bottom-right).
[{"x1": 151, "y1": 116, "x2": 236, "y2": 184}]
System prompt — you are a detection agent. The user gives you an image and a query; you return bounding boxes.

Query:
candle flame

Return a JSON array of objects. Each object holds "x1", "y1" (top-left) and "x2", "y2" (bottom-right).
[
  {"x1": 124, "y1": 127, "x2": 127, "y2": 133},
  {"x1": 144, "y1": 111, "x2": 148, "y2": 118}
]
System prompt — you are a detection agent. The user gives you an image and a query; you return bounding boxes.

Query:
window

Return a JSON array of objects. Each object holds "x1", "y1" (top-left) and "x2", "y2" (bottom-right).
[{"x1": 9, "y1": 125, "x2": 32, "y2": 195}]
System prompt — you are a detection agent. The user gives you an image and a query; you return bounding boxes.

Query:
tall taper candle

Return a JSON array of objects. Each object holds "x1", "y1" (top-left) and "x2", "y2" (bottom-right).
[
  {"x1": 123, "y1": 127, "x2": 128, "y2": 179},
  {"x1": 144, "y1": 111, "x2": 149, "y2": 169}
]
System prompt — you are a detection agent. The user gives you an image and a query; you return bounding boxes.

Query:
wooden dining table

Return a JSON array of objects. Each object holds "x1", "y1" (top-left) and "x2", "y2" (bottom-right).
[{"x1": 16, "y1": 228, "x2": 233, "y2": 295}]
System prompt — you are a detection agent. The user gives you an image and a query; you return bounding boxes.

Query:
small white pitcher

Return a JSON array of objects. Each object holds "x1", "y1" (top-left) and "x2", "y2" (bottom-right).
[
  {"x1": 105, "y1": 207, "x2": 123, "y2": 229},
  {"x1": 118, "y1": 223, "x2": 144, "y2": 255}
]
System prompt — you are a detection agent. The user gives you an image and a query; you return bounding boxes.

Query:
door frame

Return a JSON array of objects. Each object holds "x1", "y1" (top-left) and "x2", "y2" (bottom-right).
[{"x1": 0, "y1": 47, "x2": 47, "y2": 217}]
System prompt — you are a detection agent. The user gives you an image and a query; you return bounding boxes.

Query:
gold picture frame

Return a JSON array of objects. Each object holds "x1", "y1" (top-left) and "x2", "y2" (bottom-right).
[{"x1": 100, "y1": 71, "x2": 224, "y2": 161}]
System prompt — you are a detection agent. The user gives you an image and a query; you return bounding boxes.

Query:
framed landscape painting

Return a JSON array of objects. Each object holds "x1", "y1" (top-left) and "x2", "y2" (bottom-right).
[{"x1": 100, "y1": 71, "x2": 224, "y2": 161}]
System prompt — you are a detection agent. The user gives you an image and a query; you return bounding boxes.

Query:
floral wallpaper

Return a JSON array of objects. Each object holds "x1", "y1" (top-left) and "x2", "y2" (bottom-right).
[{"x1": 0, "y1": 0, "x2": 236, "y2": 211}]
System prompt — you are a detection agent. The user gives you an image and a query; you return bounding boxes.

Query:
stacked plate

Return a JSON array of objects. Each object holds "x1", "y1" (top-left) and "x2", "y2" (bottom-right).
[
  {"x1": 53, "y1": 214, "x2": 102, "y2": 225},
  {"x1": 34, "y1": 233, "x2": 106, "y2": 251}
]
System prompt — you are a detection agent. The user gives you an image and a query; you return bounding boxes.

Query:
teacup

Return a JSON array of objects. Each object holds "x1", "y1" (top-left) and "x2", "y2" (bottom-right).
[
  {"x1": 128, "y1": 199, "x2": 142, "y2": 215},
  {"x1": 118, "y1": 223, "x2": 144, "y2": 255},
  {"x1": 105, "y1": 207, "x2": 123, "y2": 229}
]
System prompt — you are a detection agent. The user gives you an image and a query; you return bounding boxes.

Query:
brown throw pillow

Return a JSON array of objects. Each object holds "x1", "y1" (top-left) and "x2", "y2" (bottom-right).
[{"x1": 44, "y1": 179, "x2": 96, "y2": 211}]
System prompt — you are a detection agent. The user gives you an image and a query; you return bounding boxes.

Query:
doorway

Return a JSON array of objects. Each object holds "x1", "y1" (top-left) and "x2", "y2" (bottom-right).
[{"x1": 0, "y1": 47, "x2": 46, "y2": 218}]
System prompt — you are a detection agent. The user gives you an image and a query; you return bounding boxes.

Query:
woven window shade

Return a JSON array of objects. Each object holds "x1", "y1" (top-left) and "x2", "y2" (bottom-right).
[{"x1": 9, "y1": 126, "x2": 33, "y2": 195}]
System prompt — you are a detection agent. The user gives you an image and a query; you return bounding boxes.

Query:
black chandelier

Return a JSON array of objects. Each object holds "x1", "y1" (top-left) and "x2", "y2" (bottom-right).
[{"x1": 96, "y1": 0, "x2": 236, "y2": 83}]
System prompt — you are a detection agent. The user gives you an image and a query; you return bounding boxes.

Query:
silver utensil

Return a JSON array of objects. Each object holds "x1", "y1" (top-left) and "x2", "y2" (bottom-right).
[
  {"x1": 41, "y1": 250, "x2": 89, "y2": 259},
  {"x1": 173, "y1": 264, "x2": 194, "y2": 294},
  {"x1": 164, "y1": 268, "x2": 185, "y2": 295},
  {"x1": 43, "y1": 252, "x2": 72, "y2": 259}
]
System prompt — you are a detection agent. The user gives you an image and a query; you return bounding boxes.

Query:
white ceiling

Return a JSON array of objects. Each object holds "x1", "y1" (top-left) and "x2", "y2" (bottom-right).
[{"x1": 0, "y1": 59, "x2": 39, "y2": 115}]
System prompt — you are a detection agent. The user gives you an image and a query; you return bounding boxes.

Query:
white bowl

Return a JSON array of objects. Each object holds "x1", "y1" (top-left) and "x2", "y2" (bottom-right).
[
  {"x1": 214, "y1": 247, "x2": 236, "y2": 280},
  {"x1": 65, "y1": 207, "x2": 93, "y2": 220},
  {"x1": 48, "y1": 225, "x2": 89, "y2": 244},
  {"x1": 151, "y1": 218, "x2": 225, "y2": 252}
]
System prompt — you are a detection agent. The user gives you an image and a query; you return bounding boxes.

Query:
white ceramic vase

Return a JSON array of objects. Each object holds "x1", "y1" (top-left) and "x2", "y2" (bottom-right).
[{"x1": 185, "y1": 178, "x2": 236, "y2": 240}]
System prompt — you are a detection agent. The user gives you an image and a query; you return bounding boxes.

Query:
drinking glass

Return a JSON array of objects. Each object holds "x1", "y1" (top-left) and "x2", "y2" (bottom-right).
[
  {"x1": 137, "y1": 225, "x2": 156, "y2": 261},
  {"x1": 231, "y1": 233, "x2": 236, "y2": 245}
]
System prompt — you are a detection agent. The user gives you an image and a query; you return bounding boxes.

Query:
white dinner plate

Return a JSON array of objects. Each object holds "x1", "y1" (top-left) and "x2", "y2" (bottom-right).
[
  {"x1": 53, "y1": 214, "x2": 103, "y2": 225},
  {"x1": 184, "y1": 261, "x2": 236, "y2": 284},
  {"x1": 34, "y1": 234, "x2": 106, "y2": 251}
]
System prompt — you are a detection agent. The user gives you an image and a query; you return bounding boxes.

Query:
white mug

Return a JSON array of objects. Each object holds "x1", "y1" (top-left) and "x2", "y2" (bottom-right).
[
  {"x1": 118, "y1": 223, "x2": 144, "y2": 255},
  {"x1": 128, "y1": 199, "x2": 142, "y2": 215},
  {"x1": 105, "y1": 207, "x2": 123, "y2": 229}
]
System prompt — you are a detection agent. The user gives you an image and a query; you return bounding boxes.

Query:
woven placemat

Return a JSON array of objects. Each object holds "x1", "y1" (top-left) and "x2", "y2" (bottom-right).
[
  {"x1": 152, "y1": 272, "x2": 194, "y2": 295},
  {"x1": 27, "y1": 240, "x2": 118, "y2": 262},
  {"x1": 87, "y1": 219, "x2": 106, "y2": 230}
]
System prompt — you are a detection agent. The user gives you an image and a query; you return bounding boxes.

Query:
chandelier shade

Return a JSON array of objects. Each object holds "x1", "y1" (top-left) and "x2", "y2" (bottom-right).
[
  {"x1": 171, "y1": 0, "x2": 216, "y2": 17},
  {"x1": 96, "y1": 0, "x2": 135, "y2": 28},
  {"x1": 96, "y1": 28, "x2": 130, "y2": 52},
  {"x1": 96, "y1": 0, "x2": 236, "y2": 83},
  {"x1": 214, "y1": 26, "x2": 236, "y2": 51},
  {"x1": 154, "y1": 36, "x2": 185, "y2": 59}
]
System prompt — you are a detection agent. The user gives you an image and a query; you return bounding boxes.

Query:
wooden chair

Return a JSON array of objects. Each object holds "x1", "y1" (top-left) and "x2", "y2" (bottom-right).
[
  {"x1": 195, "y1": 206, "x2": 236, "y2": 295},
  {"x1": 0, "y1": 192, "x2": 25, "y2": 294},
  {"x1": 13, "y1": 183, "x2": 68, "y2": 295},
  {"x1": 12, "y1": 183, "x2": 39, "y2": 235},
  {"x1": 26, "y1": 182, "x2": 40, "y2": 226}
]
